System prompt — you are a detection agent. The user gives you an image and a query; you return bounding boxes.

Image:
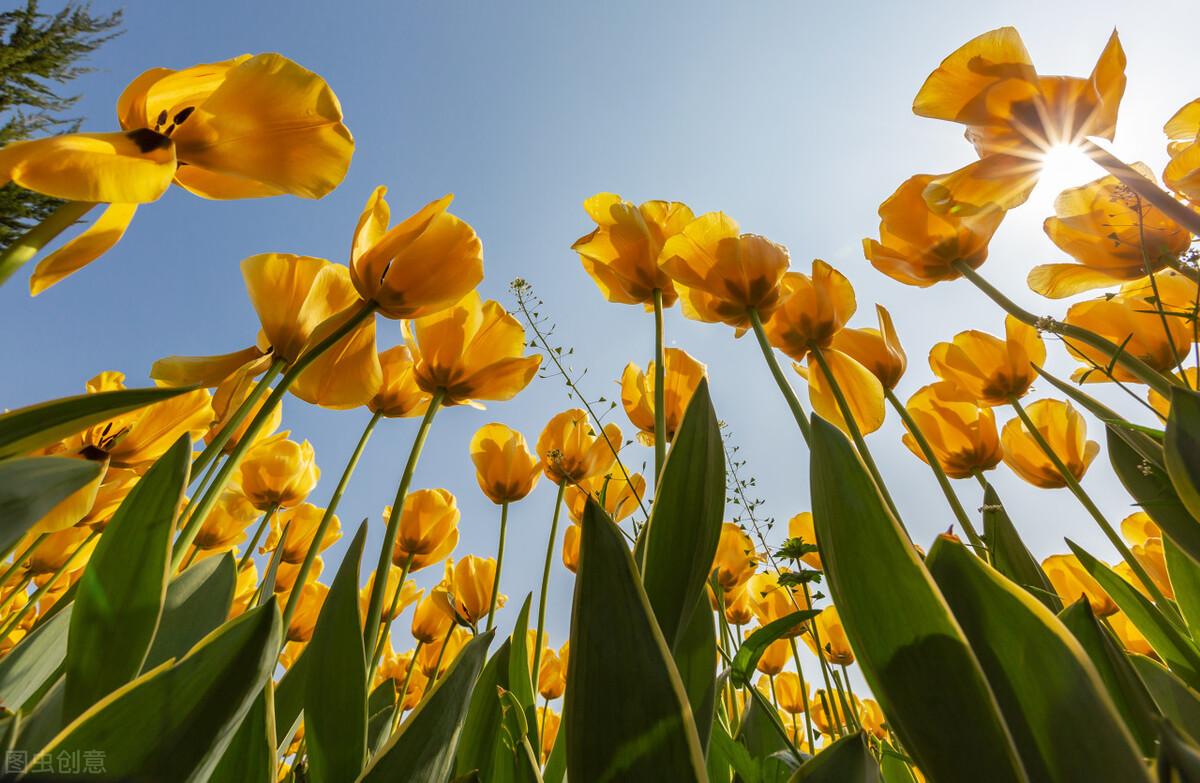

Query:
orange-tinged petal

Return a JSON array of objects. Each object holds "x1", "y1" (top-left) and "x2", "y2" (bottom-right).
[
  {"x1": 241, "y1": 254, "x2": 331, "y2": 363},
  {"x1": 150, "y1": 345, "x2": 267, "y2": 388},
  {"x1": 0, "y1": 131, "x2": 175, "y2": 203},
  {"x1": 352, "y1": 186, "x2": 390, "y2": 264},
  {"x1": 29, "y1": 203, "x2": 137, "y2": 295},
  {"x1": 803, "y1": 350, "x2": 886, "y2": 436},
  {"x1": 912, "y1": 27, "x2": 1038, "y2": 126},
  {"x1": 291, "y1": 304, "x2": 383, "y2": 409},
  {"x1": 172, "y1": 164, "x2": 284, "y2": 199},
  {"x1": 1026, "y1": 264, "x2": 1132, "y2": 298},
  {"x1": 924, "y1": 154, "x2": 1040, "y2": 215}
]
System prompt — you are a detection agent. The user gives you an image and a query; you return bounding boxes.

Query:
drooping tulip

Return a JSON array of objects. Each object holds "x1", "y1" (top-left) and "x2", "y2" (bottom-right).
[
  {"x1": 261, "y1": 503, "x2": 340, "y2": 563},
  {"x1": 536, "y1": 409, "x2": 622, "y2": 485},
  {"x1": 803, "y1": 606, "x2": 855, "y2": 666},
  {"x1": 237, "y1": 433, "x2": 319, "y2": 510},
  {"x1": 1164, "y1": 98, "x2": 1200, "y2": 201},
  {"x1": 368, "y1": 345, "x2": 431, "y2": 418},
  {"x1": 410, "y1": 590, "x2": 454, "y2": 645},
  {"x1": 1043, "y1": 555, "x2": 1117, "y2": 616},
  {"x1": 433, "y1": 555, "x2": 506, "y2": 627},
  {"x1": 620, "y1": 348, "x2": 707, "y2": 445},
  {"x1": 929, "y1": 316, "x2": 1045, "y2": 406},
  {"x1": 389, "y1": 488, "x2": 460, "y2": 571},
  {"x1": 1001, "y1": 399, "x2": 1098, "y2": 488},
  {"x1": 469, "y1": 423, "x2": 541, "y2": 505},
  {"x1": 900, "y1": 382, "x2": 1003, "y2": 478},
  {"x1": 755, "y1": 637, "x2": 791, "y2": 676},
  {"x1": 712, "y1": 522, "x2": 760, "y2": 594}
]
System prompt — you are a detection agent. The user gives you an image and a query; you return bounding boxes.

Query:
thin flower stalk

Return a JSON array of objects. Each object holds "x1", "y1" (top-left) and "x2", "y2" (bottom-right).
[
  {"x1": 0, "y1": 528, "x2": 99, "y2": 640},
  {"x1": 369, "y1": 552, "x2": 416, "y2": 673},
  {"x1": 190, "y1": 358, "x2": 287, "y2": 480},
  {"x1": 238, "y1": 504, "x2": 278, "y2": 572},
  {"x1": 748, "y1": 309, "x2": 812, "y2": 444},
  {"x1": 531, "y1": 483, "x2": 566, "y2": 688},
  {"x1": 485, "y1": 502, "x2": 509, "y2": 632},
  {"x1": 653, "y1": 288, "x2": 667, "y2": 482}
]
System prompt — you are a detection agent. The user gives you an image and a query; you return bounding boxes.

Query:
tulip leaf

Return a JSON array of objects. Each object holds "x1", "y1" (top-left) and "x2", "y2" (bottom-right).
[
  {"x1": 1165, "y1": 537, "x2": 1200, "y2": 641},
  {"x1": 543, "y1": 710, "x2": 566, "y2": 783},
  {"x1": 709, "y1": 719, "x2": 765, "y2": 782},
  {"x1": 979, "y1": 483, "x2": 1060, "y2": 613},
  {"x1": 64, "y1": 435, "x2": 189, "y2": 722},
  {"x1": 305, "y1": 521, "x2": 369, "y2": 783},
  {"x1": 736, "y1": 691, "x2": 790, "y2": 761},
  {"x1": 730, "y1": 610, "x2": 819, "y2": 689},
  {"x1": 360, "y1": 630, "x2": 494, "y2": 783},
  {"x1": 1067, "y1": 540, "x2": 1200, "y2": 688},
  {"x1": 367, "y1": 679, "x2": 398, "y2": 755},
  {"x1": 927, "y1": 535, "x2": 1151, "y2": 782},
  {"x1": 506, "y1": 593, "x2": 539, "y2": 750},
  {"x1": 32, "y1": 602, "x2": 280, "y2": 782},
  {"x1": 0, "y1": 386, "x2": 192, "y2": 460},
  {"x1": 1157, "y1": 719, "x2": 1200, "y2": 781},
  {"x1": 144, "y1": 552, "x2": 236, "y2": 669},
  {"x1": 808, "y1": 416, "x2": 1026, "y2": 783},
  {"x1": 564, "y1": 498, "x2": 707, "y2": 781},
  {"x1": 1166, "y1": 387, "x2": 1200, "y2": 522},
  {"x1": 1108, "y1": 426, "x2": 1200, "y2": 565},
  {"x1": 672, "y1": 594, "x2": 719, "y2": 752},
  {"x1": 0, "y1": 604, "x2": 71, "y2": 712},
  {"x1": 789, "y1": 731, "x2": 879, "y2": 782},
  {"x1": 274, "y1": 645, "x2": 309, "y2": 749},
  {"x1": 879, "y1": 743, "x2": 920, "y2": 783},
  {"x1": 0, "y1": 456, "x2": 102, "y2": 553},
  {"x1": 210, "y1": 682, "x2": 276, "y2": 783},
  {"x1": 1058, "y1": 598, "x2": 1159, "y2": 756},
  {"x1": 455, "y1": 637, "x2": 513, "y2": 781},
  {"x1": 1128, "y1": 654, "x2": 1200, "y2": 745}
]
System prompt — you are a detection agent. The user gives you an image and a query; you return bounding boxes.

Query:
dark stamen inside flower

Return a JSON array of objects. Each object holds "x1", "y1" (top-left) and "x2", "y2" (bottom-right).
[
  {"x1": 173, "y1": 106, "x2": 195, "y2": 125},
  {"x1": 155, "y1": 110, "x2": 168, "y2": 130},
  {"x1": 126, "y1": 128, "x2": 172, "y2": 153}
]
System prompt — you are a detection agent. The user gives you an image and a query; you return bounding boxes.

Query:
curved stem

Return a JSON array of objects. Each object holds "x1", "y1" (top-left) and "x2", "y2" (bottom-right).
[
  {"x1": 364, "y1": 390, "x2": 444, "y2": 652},
  {"x1": 0, "y1": 200, "x2": 95, "y2": 288},
  {"x1": 486, "y1": 502, "x2": 509, "y2": 632},
  {"x1": 748, "y1": 309, "x2": 812, "y2": 445},
  {"x1": 653, "y1": 288, "x2": 667, "y2": 482},
  {"x1": 282, "y1": 410, "x2": 382, "y2": 633},
  {"x1": 885, "y1": 388, "x2": 985, "y2": 552},
  {"x1": 799, "y1": 581, "x2": 842, "y2": 735},
  {"x1": 531, "y1": 483, "x2": 566, "y2": 690},
  {"x1": 238, "y1": 504, "x2": 278, "y2": 572},
  {"x1": 370, "y1": 553, "x2": 415, "y2": 673},
  {"x1": 1083, "y1": 140, "x2": 1200, "y2": 239},
  {"x1": 831, "y1": 668, "x2": 860, "y2": 731},
  {"x1": 191, "y1": 359, "x2": 286, "y2": 480}
]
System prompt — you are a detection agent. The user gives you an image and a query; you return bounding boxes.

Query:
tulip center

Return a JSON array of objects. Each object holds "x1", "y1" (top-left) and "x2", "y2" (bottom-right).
[{"x1": 152, "y1": 106, "x2": 196, "y2": 137}]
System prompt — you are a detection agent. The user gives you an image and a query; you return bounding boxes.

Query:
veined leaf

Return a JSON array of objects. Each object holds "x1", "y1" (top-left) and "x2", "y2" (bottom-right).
[
  {"x1": 1109, "y1": 427, "x2": 1200, "y2": 566},
  {"x1": 0, "y1": 456, "x2": 102, "y2": 553},
  {"x1": 789, "y1": 731, "x2": 879, "y2": 782},
  {"x1": 563, "y1": 499, "x2": 707, "y2": 782},
  {"x1": 210, "y1": 682, "x2": 276, "y2": 783},
  {"x1": 980, "y1": 483, "x2": 1060, "y2": 613},
  {"x1": 145, "y1": 552, "x2": 236, "y2": 669},
  {"x1": 730, "y1": 610, "x2": 819, "y2": 688},
  {"x1": 927, "y1": 535, "x2": 1150, "y2": 782},
  {"x1": 0, "y1": 605, "x2": 70, "y2": 712},
  {"x1": 63, "y1": 435, "x2": 189, "y2": 721},
  {"x1": 808, "y1": 416, "x2": 1026, "y2": 783},
  {"x1": 1129, "y1": 654, "x2": 1200, "y2": 745},
  {"x1": 1166, "y1": 387, "x2": 1200, "y2": 525}
]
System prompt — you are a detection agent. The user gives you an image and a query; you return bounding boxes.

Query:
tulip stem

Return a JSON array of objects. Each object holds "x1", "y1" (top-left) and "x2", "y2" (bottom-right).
[
  {"x1": 179, "y1": 455, "x2": 224, "y2": 537},
  {"x1": 1082, "y1": 140, "x2": 1200, "y2": 239},
  {"x1": 0, "y1": 574, "x2": 32, "y2": 617},
  {"x1": 190, "y1": 358, "x2": 286, "y2": 480},
  {"x1": 807, "y1": 344, "x2": 902, "y2": 525},
  {"x1": 392, "y1": 639, "x2": 424, "y2": 734},
  {"x1": 884, "y1": 388, "x2": 986, "y2": 552},
  {"x1": 531, "y1": 483, "x2": 566, "y2": 692},
  {"x1": 428, "y1": 627, "x2": 453, "y2": 690},
  {"x1": 748, "y1": 309, "x2": 812, "y2": 445},
  {"x1": 797, "y1": 582, "x2": 840, "y2": 738},
  {"x1": 0, "y1": 200, "x2": 95, "y2": 288},
  {"x1": 831, "y1": 668, "x2": 860, "y2": 732},
  {"x1": 370, "y1": 553, "x2": 415, "y2": 674},
  {"x1": 0, "y1": 533, "x2": 48, "y2": 592},
  {"x1": 716, "y1": 642, "x2": 805, "y2": 764},
  {"x1": 364, "y1": 389, "x2": 444, "y2": 653},
  {"x1": 238, "y1": 504, "x2": 278, "y2": 572},
  {"x1": 0, "y1": 528, "x2": 99, "y2": 640},
  {"x1": 486, "y1": 502, "x2": 509, "y2": 632},
  {"x1": 1008, "y1": 397, "x2": 1179, "y2": 619},
  {"x1": 282, "y1": 410, "x2": 382, "y2": 634},
  {"x1": 952, "y1": 260, "x2": 1176, "y2": 397},
  {"x1": 172, "y1": 301, "x2": 380, "y2": 569},
  {"x1": 653, "y1": 288, "x2": 667, "y2": 482}
]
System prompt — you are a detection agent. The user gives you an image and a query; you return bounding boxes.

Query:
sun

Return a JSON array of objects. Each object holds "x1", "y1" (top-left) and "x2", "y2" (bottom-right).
[{"x1": 1033, "y1": 143, "x2": 1097, "y2": 207}]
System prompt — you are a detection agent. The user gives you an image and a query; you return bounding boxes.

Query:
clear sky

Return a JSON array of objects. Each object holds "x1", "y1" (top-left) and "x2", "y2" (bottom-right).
[{"x1": 3, "y1": 0, "x2": 1198, "y2": 686}]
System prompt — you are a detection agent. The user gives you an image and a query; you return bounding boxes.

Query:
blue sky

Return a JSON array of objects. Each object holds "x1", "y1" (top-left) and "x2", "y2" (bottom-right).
[{"x1": 3, "y1": 0, "x2": 1199, "y2": 689}]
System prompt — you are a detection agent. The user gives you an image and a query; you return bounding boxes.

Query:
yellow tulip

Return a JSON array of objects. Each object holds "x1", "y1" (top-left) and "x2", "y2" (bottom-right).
[
  {"x1": 369, "y1": 346, "x2": 431, "y2": 418},
  {"x1": 536, "y1": 409, "x2": 622, "y2": 485},
  {"x1": 929, "y1": 316, "x2": 1045, "y2": 406},
  {"x1": 285, "y1": 582, "x2": 327, "y2": 642},
  {"x1": 389, "y1": 488, "x2": 460, "y2": 572},
  {"x1": 764, "y1": 262, "x2": 857, "y2": 360},
  {"x1": 349, "y1": 188, "x2": 482, "y2": 320},
  {"x1": 230, "y1": 562, "x2": 258, "y2": 618},
  {"x1": 206, "y1": 367, "x2": 283, "y2": 454},
  {"x1": 192, "y1": 488, "x2": 259, "y2": 553},
  {"x1": 258, "y1": 503, "x2": 340, "y2": 564},
  {"x1": 433, "y1": 555, "x2": 505, "y2": 626},
  {"x1": 1164, "y1": 98, "x2": 1200, "y2": 201},
  {"x1": 469, "y1": 423, "x2": 542, "y2": 505},
  {"x1": 900, "y1": 382, "x2": 1003, "y2": 478},
  {"x1": 660, "y1": 211, "x2": 790, "y2": 329},
  {"x1": 1116, "y1": 538, "x2": 1174, "y2": 601},
  {"x1": 391, "y1": 649, "x2": 429, "y2": 711},
  {"x1": 238, "y1": 433, "x2": 319, "y2": 510},
  {"x1": 830, "y1": 305, "x2": 907, "y2": 390},
  {"x1": 564, "y1": 472, "x2": 646, "y2": 524},
  {"x1": 1043, "y1": 554, "x2": 1117, "y2": 616},
  {"x1": 30, "y1": 457, "x2": 107, "y2": 535},
  {"x1": 1029, "y1": 166, "x2": 1192, "y2": 298},
  {"x1": 360, "y1": 568, "x2": 421, "y2": 625},
  {"x1": 1001, "y1": 399, "x2": 1098, "y2": 488},
  {"x1": 411, "y1": 590, "x2": 455, "y2": 645},
  {"x1": 539, "y1": 707, "x2": 561, "y2": 763},
  {"x1": 1149, "y1": 368, "x2": 1200, "y2": 418},
  {"x1": 24, "y1": 526, "x2": 97, "y2": 576},
  {"x1": 863, "y1": 173, "x2": 1005, "y2": 287},
  {"x1": 620, "y1": 348, "x2": 707, "y2": 446},
  {"x1": 571, "y1": 193, "x2": 694, "y2": 307},
  {"x1": 755, "y1": 637, "x2": 791, "y2": 676},
  {"x1": 418, "y1": 627, "x2": 470, "y2": 678},
  {"x1": 746, "y1": 571, "x2": 804, "y2": 636},
  {"x1": 1108, "y1": 611, "x2": 1154, "y2": 657},
  {"x1": 403, "y1": 291, "x2": 542, "y2": 407},
  {"x1": 712, "y1": 522, "x2": 760, "y2": 593},
  {"x1": 808, "y1": 690, "x2": 844, "y2": 737},
  {"x1": 538, "y1": 646, "x2": 567, "y2": 699},
  {"x1": 1121, "y1": 512, "x2": 1162, "y2": 546},
  {"x1": 858, "y1": 699, "x2": 888, "y2": 740},
  {"x1": 803, "y1": 606, "x2": 855, "y2": 666},
  {"x1": 80, "y1": 466, "x2": 140, "y2": 530},
  {"x1": 274, "y1": 557, "x2": 321, "y2": 595},
  {"x1": 786, "y1": 513, "x2": 821, "y2": 571},
  {"x1": 773, "y1": 672, "x2": 808, "y2": 715},
  {"x1": 723, "y1": 584, "x2": 755, "y2": 627},
  {"x1": 562, "y1": 524, "x2": 580, "y2": 574}
]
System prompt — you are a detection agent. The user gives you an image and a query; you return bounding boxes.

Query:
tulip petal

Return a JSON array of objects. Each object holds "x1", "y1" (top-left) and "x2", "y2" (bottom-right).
[
  {"x1": 29, "y1": 203, "x2": 138, "y2": 295},
  {"x1": 806, "y1": 351, "x2": 886, "y2": 436},
  {"x1": 292, "y1": 305, "x2": 383, "y2": 410},
  {"x1": 456, "y1": 356, "x2": 542, "y2": 405},
  {"x1": 172, "y1": 165, "x2": 285, "y2": 200},
  {"x1": 352, "y1": 186, "x2": 390, "y2": 264},
  {"x1": 0, "y1": 132, "x2": 175, "y2": 204},
  {"x1": 912, "y1": 27, "x2": 1038, "y2": 125},
  {"x1": 1027, "y1": 263, "x2": 1129, "y2": 298},
  {"x1": 116, "y1": 58, "x2": 250, "y2": 131},
  {"x1": 241, "y1": 253, "x2": 330, "y2": 362},
  {"x1": 150, "y1": 346, "x2": 269, "y2": 388}
]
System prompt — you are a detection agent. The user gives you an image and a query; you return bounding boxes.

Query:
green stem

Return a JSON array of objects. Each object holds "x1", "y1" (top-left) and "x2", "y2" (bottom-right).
[
  {"x1": 748, "y1": 308, "x2": 812, "y2": 444},
  {"x1": 282, "y1": 410, "x2": 382, "y2": 633},
  {"x1": 653, "y1": 288, "x2": 667, "y2": 482},
  {"x1": 179, "y1": 454, "x2": 224, "y2": 534},
  {"x1": 0, "y1": 528, "x2": 99, "y2": 640},
  {"x1": 486, "y1": 502, "x2": 509, "y2": 632},
  {"x1": 831, "y1": 668, "x2": 860, "y2": 731},
  {"x1": 769, "y1": 674, "x2": 780, "y2": 711},
  {"x1": 0, "y1": 533, "x2": 47, "y2": 591},
  {"x1": 392, "y1": 639, "x2": 424, "y2": 733},
  {"x1": 180, "y1": 545, "x2": 199, "y2": 570},
  {"x1": 191, "y1": 358, "x2": 286, "y2": 479},
  {"x1": 0, "y1": 200, "x2": 95, "y2": 288},
  {"x1": 370, "y1": 553, "x2": 415, "y2": 674},
  {"x1": 841, "y1": 663, "x2": 861, "y2": 723},
  {"x1": 364, "y1": 390, "x2": 444, "y2": 652},
  {"x1": 427, "y1": 627, "x2": 453, "y2": 689},
  {"x1": 531, "y1": 483, "x2": 566, "y2": 691},
  {"x1": 715, "y1": 643, "x2": 804, "y2": 764},
  {"x1": 1083, "y1": 140, "x2": 1200, "y2": 239},
  {"x1": 885, "y1": 388, "x2": 986, "y2": 552},
  {"x1": 0, "y1": 573, "x2": 32, "y2": 617},
  {"x1": 238, "y1": 504, "x2": 278, "y2": 572},
  {"x1": 172, "y1": 301, "x2": 379, "y2": 568},
  {"x1": 952, "y1": 261, "x2": 1176, "y2": 398}
]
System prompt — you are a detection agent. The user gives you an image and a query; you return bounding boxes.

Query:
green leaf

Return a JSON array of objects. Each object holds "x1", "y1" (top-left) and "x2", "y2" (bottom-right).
[
  {"x1": 1109, "y1": 426, "x2": 1200, "y2": 565},
  {"x1": 709, "y1": 719, "x2": 760, "y2": 783},
  {"x1": 360, "y1": 630, "x2": 494, "y2": 783},
  {"x1": 0, "y1": 386, "x2": 192, "y2": 460},
  {"x1": 673, "y1": 594, "x2": 719, "y2": 753},
  {"x1": 1166, "y1": 387, "x2": 1200, "y2": 525},
  {"x1": 145, "y1": 552, "x2": 236, "y2": 669},
  {"x1": 456, "y1": 637, "x2": 513, "y2": 780},
  {"x1": 0, "y1": 456, "x2": 102, "y2": 553},
  {"x1": 32, "y1": 602, "x2": 280, "y2": 782},
  {"x1": 1129, "y1": 654, "x2": 1200, "y2": 745},
  {"x1": 506, "y1": 593, "x2": 539, "y2": 750},
  {"x1": 789, "y1": 732, "x2": 879, "y2": 782},
  {"x1": 542, "y1": 710, "x2": 566, "y2": 783},
  {"x1": 210, "y1": 682, "x2": 277, "y2": 783},
  {"x1": 305, "y1": 521, "x2": 369, "y2": 783},
  {"x1": 730, "y1": 610, "x2": 819, "y2": 689},
  {"x1": 808, "y1": 416, "x2": 1026, "y2": 783},
  {"x1": 563, "y1": 499, "x2": 707, "y2": 782},
  {"x1": 63, "y1": 435, "x2": 189, "y2": 721},
  {"x1": 1157, "y1": 719, "x2": 1200, "y2": 781},
  {"x1": 1068, "y1": 540, "x2": 1200, "y2": 688},
  {"x1": 980, "y1": 483, "x2": 1060, "y2": 612},
  {"x1": 1167, "y1": 538, "x2": 1200, "y2": 641},
  {"x1": 1058, "y1": 598, "x2": 1159, "y2": 756},
  {"x1": 274, "y1": 644, "x2": 309, "y2": 749},
  {"x1": 927, "y1": 535, "x2": 1151, "y2": 782},
  {"x1": 0, "y1": 605, "x2": 70, "y2": 712},
  {"x1": 736, "y1": 692, "x2": 789, "y2": 761},
  {"x1": 367, "y1": 679, "x2": 398, "y2": 755},
  {"x1": 879, "y1": 744, "x2": 919, "y2": 783}
]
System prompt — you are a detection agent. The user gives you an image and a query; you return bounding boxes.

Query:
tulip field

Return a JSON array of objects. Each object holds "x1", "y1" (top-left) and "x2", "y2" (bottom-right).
[{"x1": 3, "y1": 9, "x2": 1200, "y2": 782}]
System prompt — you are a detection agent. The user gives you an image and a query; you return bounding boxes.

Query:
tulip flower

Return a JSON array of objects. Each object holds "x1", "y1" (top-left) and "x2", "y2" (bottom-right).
[
  {"x1": 1043, "y1": 555, "x2": 1117, "y2": 616},
  {"x1": 746, "y1": 571, "x2": 804, "y2": 636},
  {"x1": 229, "y1": 562, "x2": 258, "y2": 618},
  {"x1": 392, "y1": 649, "x2": 429, "y2": 711},
  {"x1": 620, "y1": 349, "x2": 707, "y2": 446},
  {"x1": 722, "y1": 585, "x2": 755, "y2": 626},
  {"x1": 206, "y1": 368, "x2": 283, "y2": 454},
  {"x1": 274, "y1": 558, "x2": 321, "y2": 595},
  {"x1": 469, "y1": 423, "x2": 542, "y2": 505},
  {"x1": 660, "y1": 211, "x2": 790, "y2": 329},
  {"x1": 417, "y1": 627, "x2": 470, "y2": 678},
  {"x1": 773, "y1": 672, "x2": 809, "y2": 715},
  {"x1": 368, "y1": 345, "x2": 432, "y2": 419},
  {"x1": 238, "y1": 433, "x2": 319, "y2": 510},
  {"x1": 536, "y1": 409, "x2": 622, "y2": 485},
  {"x1": 29, "y1": 458, "x2": 107, "y2": 535},
  {"x1": 1029, "y1": 167, "x2": 1192, "y2": 298},
  {"x1": 808, "y1": 691, "x2": 841, "y2": 737},
  {"x1": 537, "y1": 646, "x2": 567, "y2": 699},
  {"x1": 389, "y1": 488, "x2": 460, "y2": 572},
  {"x1": 864, "y1": 173, "x2": 1005, "y2": 287},
  {"x1": 80, "y1": 467, "x2": 140, "y2": 530},
  {"x1": 349, "y1": 188, "x2": 482, "y2": 320},
  {"x1": 285, "y1": 582, "x2": 327, "y2": 642},
  {"x1": 0, "y1": 53, "x2": 353, "y2": 294},
  {"x1": 755, "y1": 637, "x2": 791, "y2": 676},
  {"x1": 433, "y1": 555, "x2": 506, "y2": 627},
  {"x1": 1114, "y1": 534, "x2": 1173, "y2": 601},
  {"x1": 900, "y1": 383, "x2": 1003, "y2": 478},
  {"x1": 261, "y1": 503, "x2": 340, "y2": 564},
  {"x1": 1149, "y1": 368, "x2": 1200, "y2": 418},
  {"x1": 564, "y1": 472, "x2": 646, "y2": 525},
  {"x1": 359, "y1": 568, "x2": 421, "y2": 624},
  {"x1": 190, "y1": 488, "x2": 259, "y2": 556},
  {"x1": 829, "y1": 305, "x2": 907, "y2": 390},
  {"x1": 1107, "y1": 611, "x2": 1154, "y2": 657},
  {"x1": 1121, "y1": 512, "x2": 1162, "y2": 546},
  {"x1": 403, "y1": 291, "x2": 542, "y2": 407},
  {"x1": 1164, "y1": 98, "x2": 1200, "y2": 201},
  {"x1": 786, "y1": 513, "x2": 822, "y2": 571},
  {"x1": 24, "y1": 526, "x2": 97, "y2": 576},
  {"x1": 929, "y1": 316, "x2": 1045, "y2": 406},
  {"x1": 561, "y1": 525, "x2": 580, "y2": 574},
  {"x1": 1001, "y1": 399, "x2": 1098, "y2": 488},
  {"x1": 803, "y1": 606, "x2": 855, "y2": 666},
  {"x1": 571, "y1": 193, "x2": 694, "y2": 307},
  {"x1": 858, "y1": 699, "x2": 888, "y2": 740},
  {"x1": 712, "y1": 522, "x2": 760, "y2": 594},
  {"x1": 410, "y1": 590, "x2": 455, "y2": 646},
  {"x1": 539, "y1": 708, "x2": 561, "y2": 763}
]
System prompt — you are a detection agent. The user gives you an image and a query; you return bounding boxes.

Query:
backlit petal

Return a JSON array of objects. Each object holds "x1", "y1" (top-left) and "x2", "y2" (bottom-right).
[{"x1": 29, "y1": 203, "x2": 137, "y2": 295}]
